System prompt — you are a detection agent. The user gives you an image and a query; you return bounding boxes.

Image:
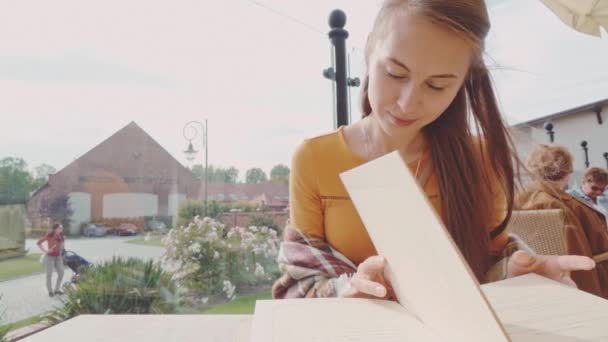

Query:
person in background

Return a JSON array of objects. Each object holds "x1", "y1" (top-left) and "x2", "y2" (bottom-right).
[
  {"x1": 37, "y1": 223, "x2": 65, "y2": 297},
  {"x1": 568, "y1": 167, "x2": 608, "y2": 215},
  {"x1": 516, "y1": 144, "x2": 608, "y2": 298}
]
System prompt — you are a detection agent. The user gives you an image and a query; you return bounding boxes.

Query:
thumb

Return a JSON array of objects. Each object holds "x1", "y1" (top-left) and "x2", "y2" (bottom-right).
[{"x1": 508, "y1": 250, "x2": 541, "y2": 277}]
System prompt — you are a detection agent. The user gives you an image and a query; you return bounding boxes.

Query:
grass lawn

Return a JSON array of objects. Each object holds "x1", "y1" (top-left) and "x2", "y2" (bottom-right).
[
  {"x1": 126, "y1": 237, "x2": 164, "y2": 247},
  {"x1": 202, "y1": 291, "x2": 272, "y2": 315},
  {"x1": 0, "y1": 254, "x2": 43, "y2": 281},
  {"x1": 0, "y1": 313, "x2": 47, "y2": 336}
]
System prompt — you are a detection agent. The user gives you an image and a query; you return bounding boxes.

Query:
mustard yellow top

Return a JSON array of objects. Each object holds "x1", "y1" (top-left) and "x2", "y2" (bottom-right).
[{"x1": 289, "y1": 126, "x2": 509, "y2": 265}]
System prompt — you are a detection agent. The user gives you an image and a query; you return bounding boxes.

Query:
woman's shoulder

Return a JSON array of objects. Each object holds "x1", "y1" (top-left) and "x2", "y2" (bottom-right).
[
  {"x1": 292, "y1": 127, "x2": 353, "y2": 163},
  {"x1": 295, "y1": 128, "x2": 343, "y2": 152}
]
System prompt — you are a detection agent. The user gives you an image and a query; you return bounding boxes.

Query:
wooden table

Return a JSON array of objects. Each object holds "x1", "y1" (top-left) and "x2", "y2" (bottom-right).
[
  {"x1": 21, "y1": 315, "x2": 252, "y2": 342},
  {"x1": 22, "y1": 275, "x2": 608, "y2": 341}
]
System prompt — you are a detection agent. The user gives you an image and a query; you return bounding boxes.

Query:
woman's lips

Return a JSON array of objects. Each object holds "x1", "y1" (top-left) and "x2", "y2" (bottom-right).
[{"x1": 387, "y1": 112, "x2": 417, "y2": 127}]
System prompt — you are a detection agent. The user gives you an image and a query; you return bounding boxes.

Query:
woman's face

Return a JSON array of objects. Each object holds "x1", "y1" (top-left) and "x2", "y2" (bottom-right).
[{"x1": 367, "y1": 14, "x2": 473, "y2": 140}]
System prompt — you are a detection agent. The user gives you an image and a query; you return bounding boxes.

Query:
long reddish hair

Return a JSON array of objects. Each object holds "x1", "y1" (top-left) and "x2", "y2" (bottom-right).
[{"x1": 361, "y1": 0, "x2": 518, "y2": 281}]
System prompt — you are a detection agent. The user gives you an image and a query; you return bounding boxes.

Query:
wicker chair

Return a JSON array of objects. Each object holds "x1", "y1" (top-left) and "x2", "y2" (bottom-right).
[{"x1": 508, "y1": 209, "x2": 608, "y2": 263}]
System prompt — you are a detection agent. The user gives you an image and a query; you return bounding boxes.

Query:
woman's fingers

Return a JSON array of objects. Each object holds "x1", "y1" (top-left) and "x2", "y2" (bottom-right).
[
  {"x1": 555, "y1": 255, "x2": 595, "y2": 272},
  {"x1": 508, "y1": 251, "x2": 596, "y2": 288},
  {"x1": 341, "y1": 256, "x2": 390, "y2": 298},
  {"x1": 507, "y1": 251, "x2": 541, "y2": 277},
  {"x1": 357, "y1": 255, "x2": 386, "y2": 278},
  {"x1": 351, "y1": 275, "x2": 387, "y2": 298}
]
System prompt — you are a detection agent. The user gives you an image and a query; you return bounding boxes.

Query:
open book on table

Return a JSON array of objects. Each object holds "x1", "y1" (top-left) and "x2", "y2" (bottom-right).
[{"x1": 249, "y1": 152, "x2": 608, "y2": 342}]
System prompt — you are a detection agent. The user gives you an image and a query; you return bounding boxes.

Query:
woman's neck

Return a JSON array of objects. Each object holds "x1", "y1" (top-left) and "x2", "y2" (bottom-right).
[{"x1": 364, "y1": 115, "x2": 427, "y2": 162}]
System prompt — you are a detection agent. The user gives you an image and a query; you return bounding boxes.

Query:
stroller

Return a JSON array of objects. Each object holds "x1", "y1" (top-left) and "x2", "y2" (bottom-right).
[{"x1": 63, "y1": 250, "x2": 91, "y2": 284}]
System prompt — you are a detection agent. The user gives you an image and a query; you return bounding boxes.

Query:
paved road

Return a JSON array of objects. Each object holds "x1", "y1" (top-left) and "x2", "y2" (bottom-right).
[{"x1": 0, "y1": 236, "x2": 165, "y2": 324}]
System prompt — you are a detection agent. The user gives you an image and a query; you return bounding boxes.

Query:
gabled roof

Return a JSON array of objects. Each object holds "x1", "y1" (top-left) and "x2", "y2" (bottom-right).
[
  {"x1": 514, "y1": 97, "x2": 608, "y2": 127},
  {"x1": 30, "y1": 121, "x2": 197, "y2": 197}
]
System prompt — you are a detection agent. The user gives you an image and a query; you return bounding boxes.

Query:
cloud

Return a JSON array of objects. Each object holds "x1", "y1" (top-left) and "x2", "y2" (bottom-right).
[{"x1": 0, "y1": 51, "x2": 173, "y2": 85}]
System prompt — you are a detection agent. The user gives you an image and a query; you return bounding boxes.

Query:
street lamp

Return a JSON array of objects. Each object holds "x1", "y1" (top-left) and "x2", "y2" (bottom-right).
[{"x1": 183, "y1": 120, "x2": 208, "y2": 217}]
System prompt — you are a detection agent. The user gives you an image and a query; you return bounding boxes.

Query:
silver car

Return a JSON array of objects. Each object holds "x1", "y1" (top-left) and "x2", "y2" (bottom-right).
[
  {"x1": 147, "y1": 220, "x2": 168, "y2": 233},
  {"x1": 83, "y1": 224, "x2": 108, "y2": 237}
]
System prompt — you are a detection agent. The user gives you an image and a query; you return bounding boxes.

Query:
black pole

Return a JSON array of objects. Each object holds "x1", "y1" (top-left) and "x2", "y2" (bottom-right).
[
  {"x1": 328, "y1": 9, "x2": 349, "y2": 127},
  {"x1": 581, "y1": 140, "x2": 590, "y2": 169},
  {"x1": 204, "y1": 119, "x2": 208, "y2": 218},
  {"x1": 543, "y1": 122, "x2": 555, "y2": 143},
  {"x1": 603, "y1": 152, "x2": 608, "y2": 168}
]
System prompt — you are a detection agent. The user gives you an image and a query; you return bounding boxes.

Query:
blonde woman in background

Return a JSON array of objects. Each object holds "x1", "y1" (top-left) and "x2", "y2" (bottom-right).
[{"x1": 516, "y1": 144, "x2": 608, "y2": 298}]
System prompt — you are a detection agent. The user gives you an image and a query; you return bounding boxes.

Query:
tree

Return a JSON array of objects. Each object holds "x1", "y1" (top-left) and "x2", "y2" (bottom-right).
[
  {"x1": 206, "y1": 200, "x2": 230, "y2": 219},
  {"x1": 0, "y1": 157, "x2": 33, "y2": 205},
  {"x1": 191, "y1": 165, "x2": 239, "y2": 183},
  {"x1": 177, "y1": 199, "x2": 206, "y2": 227},
  {"x1": 39, "y1": 192, "x2": 73, "y2": 229},
  {"x1": 31, "y1": 163, "x2": 56, "y2": 191},
  {"x1": 270, "y1": 164, "x2": 290, "y2": 185},
  {"x1": 245, "y1": 168, "x2": 268, "y2": 184},
  {"x1": 220, "y1": 166, "x2": 239, "y2": 183}
]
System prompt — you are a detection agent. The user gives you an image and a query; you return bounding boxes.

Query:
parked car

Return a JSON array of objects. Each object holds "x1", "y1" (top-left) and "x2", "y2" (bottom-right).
[
  {"x1": 83, "y1": 224, "x2": 108, "y2": 237},
  {"x1": 108, "y1": 223, "x2": 138, "y2": 236},
  {"x1": 147, "y1": 220, "x2": 167, "y2": 232}
]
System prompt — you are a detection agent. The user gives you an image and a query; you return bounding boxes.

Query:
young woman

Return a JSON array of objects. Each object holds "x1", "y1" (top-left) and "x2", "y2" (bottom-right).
[
  {"x1": 273, "y1": 0, "x2": 595, "y2": 300},
  {"x1": 37, "y1": 223, "x2": 65, "y2": 296}
]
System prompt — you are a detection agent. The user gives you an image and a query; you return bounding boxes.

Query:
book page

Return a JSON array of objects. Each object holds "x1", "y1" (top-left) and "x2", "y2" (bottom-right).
[
  {"x1": 340, "y1": 151, "x2": 509, "y2": 341},
  {"x1": 482, "y1": 273, "x2": 608, "y2": 341},
  {"x1": 249, "y1": 298, "x2": 441, "y2": 342}
]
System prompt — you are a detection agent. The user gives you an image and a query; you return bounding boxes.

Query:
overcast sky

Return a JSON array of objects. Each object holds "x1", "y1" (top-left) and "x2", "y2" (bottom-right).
[{"x1": 1, "y1": 0, "x2": 607, "y2": 181}]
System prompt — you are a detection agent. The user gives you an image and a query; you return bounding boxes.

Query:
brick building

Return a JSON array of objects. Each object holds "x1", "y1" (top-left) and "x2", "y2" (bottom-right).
[{"x1": 27, "y1": 122, "x2": 288, "y2": 234}]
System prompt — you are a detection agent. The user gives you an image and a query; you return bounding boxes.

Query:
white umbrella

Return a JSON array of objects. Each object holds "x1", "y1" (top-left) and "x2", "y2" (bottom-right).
[{"x1": 540, "y1": 0, "x2": 608, "y2": 36}]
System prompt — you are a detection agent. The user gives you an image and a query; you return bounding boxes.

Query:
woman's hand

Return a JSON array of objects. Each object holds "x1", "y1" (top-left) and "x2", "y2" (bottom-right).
[
  {"x1": 507, "y1": 250, "x2": 596, "y2": 287},
  {"x1": 36, "y1": 241, "x2": 48, "y2": 255},
  {"x1": 341, "y1": 255, "x2": 396, "y2": 300}
]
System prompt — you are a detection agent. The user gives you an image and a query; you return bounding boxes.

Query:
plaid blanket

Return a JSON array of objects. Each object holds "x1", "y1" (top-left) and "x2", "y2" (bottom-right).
[
  {"x1": 272, "y1": 225, "x2": 531, "y2": 299},
  {"x1": 272, "y1": 226, "x2": 357, "y2": 298}
]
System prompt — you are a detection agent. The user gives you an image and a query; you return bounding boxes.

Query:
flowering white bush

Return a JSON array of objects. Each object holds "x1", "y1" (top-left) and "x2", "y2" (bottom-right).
[
  {"x1": 163, "y1": 216, "x2": 281, "y2": 299},
  {"x1": 223, "y1": 280, "x2": 236, "y2": 300}
]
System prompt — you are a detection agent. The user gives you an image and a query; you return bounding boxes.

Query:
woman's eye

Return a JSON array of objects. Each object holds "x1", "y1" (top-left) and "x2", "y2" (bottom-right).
[
  {"x1": 386, "y1": 70, "x2": 406, "y2": 79},
  {"x1": 427, "y1": 83, "x2": 445, "y2": 91}
]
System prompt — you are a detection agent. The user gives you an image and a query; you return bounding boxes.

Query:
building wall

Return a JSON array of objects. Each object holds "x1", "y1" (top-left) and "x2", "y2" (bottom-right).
[
  {"x1": 529, "y1": 107, "x2": 607, "y2": 171},
  {"x1": 168, "y1": 193, "x2": 186, "y2": 226},
  {"x1": 219, "y1": 211, "x2": 288, "y2": 230},
  {"x1": 68, "y1": 192, "x2": 91, "y2": 234},
  {"x1": 102, "y1": 193, "x2": 159, "y2": 218},
  {"x1": 513, "y1": 105, "x2": 608, "y2": 188}
]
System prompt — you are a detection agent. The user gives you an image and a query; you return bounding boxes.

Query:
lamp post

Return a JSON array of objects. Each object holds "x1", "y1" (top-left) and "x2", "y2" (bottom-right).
[
  {"x1": 543, "y1": 122, "x2": 555, "y2": 143},
  {"x1": 183, "y1": 120, "x2": 208, "y2": 217},
  {"x1": 324, "y1": 9, "x2": 360, "y2": 128},
  {"x1": 603, "y1": 152, "x2": 608, "y2": 168},
  {"x1": 581, "y1": 140, "x2": 590, "y2": 169}
]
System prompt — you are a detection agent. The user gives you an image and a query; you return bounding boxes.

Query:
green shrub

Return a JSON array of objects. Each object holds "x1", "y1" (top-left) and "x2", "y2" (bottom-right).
[
  {"x1": 46, "y1": 257, "x2": 179, "y2": 323},
  {"x1": 248, "y1": 213, "x2": 278, "y2": 231},
  {"x1": 177, "y1": 200, "x2": 205, "y2": 227}
]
